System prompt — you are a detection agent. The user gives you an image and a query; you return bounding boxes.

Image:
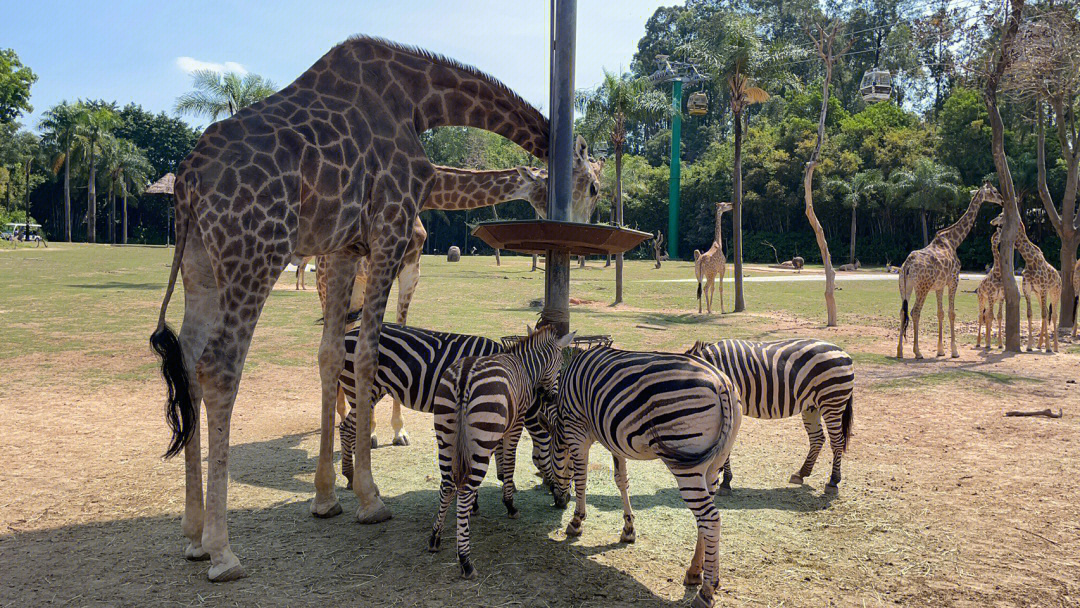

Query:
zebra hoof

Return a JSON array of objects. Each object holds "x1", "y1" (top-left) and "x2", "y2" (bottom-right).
[
  {"x1": 789, "y1": 474, "x2": 804, "y2": 485},
  {"x1": 392, "y1": 432, "x2": 410, "y2": 446},
  {"x1": 428, "y1": 534, "x2": 441, "y2": 553},
  {"x1": 691, "y1": 589, "x2": 714, "y2": 608},
  {"x1": 505, "y1": 502, "x2": 520, "y2": 519},
  {"x1": 717, "y1": 485, "x2": 731, "y2": 497},
  {"x1": 356, "y1": 499, "x2": 392, "y2": 524},
  {"x1": 824, "y1": 484, "x2": 839, "y2": 496},
  {"x1": 345, "y1": 480, "x2": 353, "y2": 490},
  {"x1": 565, "y1": 521, "x2": 582, "y2": 537},
  {"x1": 310, "y1": 498, "x2": 343, "y2": 519},
  {"x1": 370, "y1": 435, "x2": 379, "y2": 449},
  {"x1": 620, "y1": 529, "x2": 636, "y2": 544},
  {"x1": 460, "y1": 560, "x2": 477, "y2": 580},
  {"x1": 184, "y1": 543, "x2": 210, "y2": 561},
  {"x1": 683, "y1": 570, "x2": 703, "y2": 587}
]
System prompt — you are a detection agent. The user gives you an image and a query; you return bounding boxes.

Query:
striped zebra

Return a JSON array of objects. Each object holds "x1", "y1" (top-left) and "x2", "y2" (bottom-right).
[
  {"x1": 337, "y1": 322, "x2": 552, "y2": 491},
  {"x1": 537, "y1": 347, "x2": 741, "y2": 608},
  {"x1": 684, "y1": 338, "x2": 854, "y2": 495},
  {"x1": 429, "y1": 326, "x2": 574, "y2": 580}
]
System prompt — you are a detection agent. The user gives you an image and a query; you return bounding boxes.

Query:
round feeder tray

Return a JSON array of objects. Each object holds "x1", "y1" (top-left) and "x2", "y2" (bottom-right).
[{"x1": 472, "y1": 220, "x2": 652, "y2": 256}]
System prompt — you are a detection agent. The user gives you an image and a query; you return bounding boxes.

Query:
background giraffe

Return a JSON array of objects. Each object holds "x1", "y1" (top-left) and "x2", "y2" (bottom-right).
[
  {"x1": 693, "y1": 202, "x2": 732, "y2": 314},
  {"x1": 1015, "y1": 220, "x2": 1061, "y2": 352},
  {"x1": 896, "y1": 183, "x2": 1003, "y2": 359},
  {"x1": 314, "y1": 159, "x2": 601, "y2": 447},
  {"x1": 976, "y1": 214, "x2": 1005, "y2": 348},
  {"x1": 150, "y1": 36, "x2": 593, "y2": 581}
]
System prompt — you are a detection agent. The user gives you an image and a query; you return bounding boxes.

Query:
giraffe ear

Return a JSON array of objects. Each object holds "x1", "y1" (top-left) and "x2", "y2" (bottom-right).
[
  {"x1": 574, "y1": 135, "x2": 588, "y2": 162},
  {"x1": 517, "y1": 166, "x2": 540, "y2": 184}
]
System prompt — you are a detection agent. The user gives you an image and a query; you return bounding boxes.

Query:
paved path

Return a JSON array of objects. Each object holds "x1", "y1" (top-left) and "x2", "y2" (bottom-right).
[{"x1": 637, "y1": 273, "x2": 987, "y2": 283}]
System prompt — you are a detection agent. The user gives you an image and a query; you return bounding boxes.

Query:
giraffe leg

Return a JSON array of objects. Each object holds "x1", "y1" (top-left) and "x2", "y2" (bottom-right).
[
  {"x1": 948, "y1": 281, "x2": 959, "y2": 358},
  {"x1": 910, "y1": 289, "x2": 930, "y2": 359},
  {"x1": 706, "y1": 276, "x2": 715, "y2": 314},
  {"x1": 311, "y1": 250, "x2": 360, "y2": 519},
  {"x1": 996, "y1": 299, "x2": 1004, "y2": 348},
  {"x1": 935, "y1": 289, "x2": 945, "y2": 357},
  {"x1": 612, "y1": 455, "x2": 635, "y2": 543},
  {"x1": 791, "y1": 408, "x2": 824, "y2": 484},
  {"x1": 1051, "y1": 291, "x2": 1059, "y2": 352},
  {"x1": 1025, "y1": 290, "x2": 1036, "y2": 351},
  {"x1": 975, "y1": 295, "x2": 985, "y2": 348},
  {"x1": 395, "y1": 218, "x2": 425, "y2": 326}
]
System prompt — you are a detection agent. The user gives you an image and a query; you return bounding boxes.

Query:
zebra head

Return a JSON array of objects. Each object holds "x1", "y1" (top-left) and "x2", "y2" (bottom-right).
[
  {"x1": 533, "y1": 387, "x2": 571, "y2": 508},
  {"x1": 514, "y1": 325, "x2": 575, "y2": 396}
]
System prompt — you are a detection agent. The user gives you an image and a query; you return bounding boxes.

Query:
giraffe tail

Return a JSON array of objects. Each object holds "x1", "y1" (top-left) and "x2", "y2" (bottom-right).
[
  {"x1": 898, "y1": 265, "x2": 910, "y2": 337},
  {"x1": 150, "y1": 190, "x2": 195, "y2": 459}
]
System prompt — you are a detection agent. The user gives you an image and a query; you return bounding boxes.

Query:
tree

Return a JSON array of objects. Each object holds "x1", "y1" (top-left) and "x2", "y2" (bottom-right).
[
  {"x1": 803, "y1": 18, "x2": 853, "y2": 327},
  {"x1": 577, "y1": 71, "x2": 670, "y2": 304},
  {"x1": 113, "y1": 140, "x2": 153, "y2": 244},
  {"x1": 74, "y1": 105, "x2": 119, "y2": 243},
  {"x1": 175, "y1": 70, "x2": 277, "y2": 121},
  {"x1": 113, "y1": 103, "x2": 200, "y2": 177},
  {"x1": 0, "y1": 49, "x2": 37, "y2": 124},
  {"x1": 888, "y1": 158, "x2": 965, "y2": 245},
  {"x1": 40, "y1": 101, "x2": 87, "y2": 242},
  {"x1": 829, "y1": 169, "x2": 884, "y2": 263}
]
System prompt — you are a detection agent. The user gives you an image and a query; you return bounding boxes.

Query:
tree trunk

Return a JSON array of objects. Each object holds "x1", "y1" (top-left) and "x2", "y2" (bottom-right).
[
  {"x1": 532, "y1": 254, "x2": 538, "y2": 271},
  {"x1": 849, "y1": 204, "x2": 857, "y2": 264},
  {"x1": 108, "y1": 180, "x2": 116, "y2": 244},
  {"x1": 122, "y1": 178, "x2": 128, "y2": 245},
  {"x1": 1037, "y1": 99, "x2": 1080, "y2": 330},
  {"x1": 920, "y1": 210, "x2": 928, "y2": 246},
  {"x1": 63, "y1": 147, "x2": 71, "y2": 242},
  {"x1": 732, "y1": 107, "x2": 745, "y2": 312},
  {"x1": 1061, "y1": 238, "x2": 1078, "y2": 329},
  {"x1": 87, "y1": 145, "x2": 96, "y2": 243},
  {"x1": 614, "y1": 144, "x2": 624, "y2": 305}
]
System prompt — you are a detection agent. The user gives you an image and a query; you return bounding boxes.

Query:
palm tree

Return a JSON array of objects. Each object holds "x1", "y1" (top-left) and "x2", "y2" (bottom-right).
[
  {"x1": 175, "y1": 70, "x2": 277, "y2": 121},
  {"x1": 576, "y1": 70, "x2": 670, "y2": 304},
  {"x1": 684, "y1": 15, "x2": 796, "y2": 312},
  {"x1": 828, "y1": 169, "x2": 884, "y2": 264},
  {"x1": 39, "y1": 101, "x2": 86, "y2": 242},
  {"x1": 888, "y1": 158, "x2": 965, "y2": 246},
  {"x1": 115, "y1": 140, "x2": 153, "y2": 244},
  {"x1": 73, "y1": 105, "x2": 118, "y2": 243}
]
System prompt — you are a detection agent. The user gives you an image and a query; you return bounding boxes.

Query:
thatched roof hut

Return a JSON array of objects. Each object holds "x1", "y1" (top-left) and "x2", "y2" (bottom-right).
[{"x1": 145, "y1": 173, "x2": 175, "y2": 195}]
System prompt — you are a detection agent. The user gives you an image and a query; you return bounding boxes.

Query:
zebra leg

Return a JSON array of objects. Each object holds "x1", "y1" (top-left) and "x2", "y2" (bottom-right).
[
  {"x1": 390, "y1": 398, "x2": 410, "y2": 446},
  {"x1": 339, "y1": 408, "x2": 355, "y2": 490},
  {"x1": 675, "y1": 467, "x2": 721, "y2": 608},
  {"x1": 791, "y1": 409, "x2": 824, "y2": 485},
  {"x1": 499, "y1": 419, "x2": 524, "y2": 519},
  {"x1": 456, "y1": 485, "x2": 479, "y2": 579},
  {"x1": 429, "y1": 478, "x2": 456, "y2": 552},
  {"x1": 716, "y1": 458, "x2": 732, "y2": 496},
  {"x1": 565, "y1": 440, "x2": 592, "y2": 537},
  {"x1": 822, "y1": 406, "x2": 846, "y2": 495},
  {"x1": 612, "y1": 455, "x2": 635, "y2": 543}
]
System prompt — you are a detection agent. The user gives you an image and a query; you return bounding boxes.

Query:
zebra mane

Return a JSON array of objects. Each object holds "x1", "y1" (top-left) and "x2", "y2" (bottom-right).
[{"x1": 507, "y1": 325, "x2": 557, "y2": 355}]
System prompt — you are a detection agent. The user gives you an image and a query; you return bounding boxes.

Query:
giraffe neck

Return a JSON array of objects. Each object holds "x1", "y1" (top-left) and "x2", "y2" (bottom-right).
[
  {"x1": 934, "y1": 193, "x2": 984, "y2": 250},
  {"x1": 989, "y1": 229, "x2": 1003, "y2": 271},
  {"x1": 1014, "y1": 225, "x2": 1044, "y2": 266},
  {"x1": 714, "y1": 208, "x2": 727, "y2": 253},
  {"x1": 424, "y1": 166, "x2": 545, "y2": 215},
  {"x1": 319, "y1": 37, "x2": 549, "y2": 159}
]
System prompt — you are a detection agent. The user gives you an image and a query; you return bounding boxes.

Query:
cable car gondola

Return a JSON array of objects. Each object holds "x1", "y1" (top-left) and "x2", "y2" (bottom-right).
[
  {"x1": 687, "y1": 91, "x2": 708, "y2": 115},
  {"x1": 860, "y1": 68, "x2": 892, "y2": 103}
]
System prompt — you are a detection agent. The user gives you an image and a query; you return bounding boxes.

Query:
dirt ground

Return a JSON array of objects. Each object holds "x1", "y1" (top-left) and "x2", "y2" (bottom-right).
[{"x1": 2, "y1": 253, "x2": 1079, "y2": 607}]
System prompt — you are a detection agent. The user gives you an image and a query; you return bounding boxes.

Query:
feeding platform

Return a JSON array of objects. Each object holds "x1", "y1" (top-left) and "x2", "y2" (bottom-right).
[{"x1": 472, "y1": 220, "x2": 651, "y2": 256}]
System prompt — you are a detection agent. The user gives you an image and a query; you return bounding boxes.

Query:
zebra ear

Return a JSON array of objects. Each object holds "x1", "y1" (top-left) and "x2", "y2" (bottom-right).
[
  {"x1": 525, "y1": 323, "x2": 535, "y2": 335},
  {"x1": 555, "y1": 331, "x2": 576, "y2": 349}
]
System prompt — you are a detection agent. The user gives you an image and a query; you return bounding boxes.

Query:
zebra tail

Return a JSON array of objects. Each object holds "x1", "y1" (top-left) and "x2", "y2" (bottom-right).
[
  {"x1": 451, "y1": 361, "x2": 475, "y2": 488},
  {"x1": 840, "y1": 394, "x2": 854, "y2": 453}
]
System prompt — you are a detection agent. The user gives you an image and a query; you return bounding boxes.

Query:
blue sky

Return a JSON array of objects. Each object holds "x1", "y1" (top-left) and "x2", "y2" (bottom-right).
[{"x1": 6, "y1": 1, "x2": 683, "y2": 132}]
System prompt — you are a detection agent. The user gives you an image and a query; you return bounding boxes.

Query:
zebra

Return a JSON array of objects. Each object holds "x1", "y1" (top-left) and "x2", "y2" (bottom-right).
[
  {"x1": 428, "y1": 325, "x2": 575, "y2": 580},
  {"x1": 336, "y1": 322, "x2": 552, "y2": 491},
  {"x1": 536, "y1": 347, "x2": 742, "y2": 608},
  {"x1": 684, "y1": 338, "x2": 855, "y2": 495}
]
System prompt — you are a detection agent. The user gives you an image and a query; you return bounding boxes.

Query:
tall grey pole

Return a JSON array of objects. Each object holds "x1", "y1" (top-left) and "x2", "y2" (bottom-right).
[{"x1": 542, "y1": 0, "x2": 575, "y2": 336}]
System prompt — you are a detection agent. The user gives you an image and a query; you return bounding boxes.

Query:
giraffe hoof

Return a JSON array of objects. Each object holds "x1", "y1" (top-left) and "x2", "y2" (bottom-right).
[
  {"x1": 356, "y1": 499, "x2": 392, "y2": 524},
  {"x1": 184, "y1": 543, "x2": 210, "y2": 561},
  {"x1": 683, "y1": 570, "x2": 703, "y2": 587},
  {"x1": 310, "y1": 498, "x2": 343, "y2": 519},
  {"x1": 789, "y1": 474, "x2": 804, "y2": 485},
  {"x1": 207, "y1": 561, "x2": 246, "y2": 582},
  {"x1": 824, "y1": 484, "x2": 839, "y2": 496},
  {"x1": 620, "y1": 529, "x2": 636, "y2": 544},
  {"x1": 392, "y1": 432, "x2": 410, "y2": 446},
  {"x1": 951, "y1": 352, "x2": 960, "y2": 358}
]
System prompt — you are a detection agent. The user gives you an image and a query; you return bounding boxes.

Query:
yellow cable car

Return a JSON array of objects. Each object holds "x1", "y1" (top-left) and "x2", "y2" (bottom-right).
[{"x1": 687, "y1": 91, "x2": 708, "y2": 116}]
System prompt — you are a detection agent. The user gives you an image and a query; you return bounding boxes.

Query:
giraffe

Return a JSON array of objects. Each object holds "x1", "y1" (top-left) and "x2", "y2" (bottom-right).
[
  {"x1": 1014, "y1": 220, "x2": 1061, "y2": 352},
  {"x1": 149, "y1": 36, "x2": 595, "y2": 581},
  {"x1": 975, "y1": 214, "x2": 1005, "y2": 348},
  {"x1": 693, "y1": 202, "x2": 733, "y2": 314},
  {"x1": 896, "y1": 183, "x2": 1003, "y2": 359},
  {"x1": 314, "y1": 160, "x2": 601, "y2": 448},
  {"x1": 293, "y1": 255, "x2": 312, "y2": 290}
]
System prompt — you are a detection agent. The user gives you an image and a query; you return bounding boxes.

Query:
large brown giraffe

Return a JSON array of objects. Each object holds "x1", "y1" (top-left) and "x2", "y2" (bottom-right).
[
  {"x1": 975, "y1": 214, "x2": 1005, "y2": 348},
  {"x1": 314, "y1": 160, "x2": 601, "y2": 448},
  {"x1": 896, "y1": 183, "x2": 1003, "y2": 359},
  {"x1": 693, "y1": 202, "x2": 732, "y2": 314},
  {"x1": 149, "y1": 36, "x2": 594, "y2": 581},
  {"x1": 1015, "y1": 220, "x2": 1061, "y2": 352}
]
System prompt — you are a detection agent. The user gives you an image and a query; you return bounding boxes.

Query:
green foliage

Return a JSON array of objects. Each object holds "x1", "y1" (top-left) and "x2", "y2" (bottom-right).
[
  {"x1": 0, "y1": 49, "x2": 37, "y2": 124},
  {"x1": 175, "y1": 70, "x2": 277, "y2": 121},
  {"x1": 113, "y1": 103, "x2": 200, "y2": 177}
]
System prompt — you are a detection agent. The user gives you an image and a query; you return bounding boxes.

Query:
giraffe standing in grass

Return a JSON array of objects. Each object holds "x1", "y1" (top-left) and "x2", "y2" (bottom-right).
[
  {"x1": 293, "y1": 255, "x2": 312, "y2": 290},
  {"x1": 896, "y1": 183, "x2": 1003, "y2": 359},
  {"x1": 1014, "y1": 220, "x2": 1061, "y2": 352},
  {"x1": 149, "y1": 36, "x2": 595, "y2": 581},
  {"x1": 694, "y1": 202, "x2": 733, "y2": 314},
  {"x1": 315, "y1": 159, "x2": 600, "y2": 447},
  {"x1": 975, "y1": 214, "x2": 1005, "y2": 348}
]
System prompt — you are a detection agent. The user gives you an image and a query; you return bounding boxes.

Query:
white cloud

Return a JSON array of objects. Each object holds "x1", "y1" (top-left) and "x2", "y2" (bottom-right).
[{"x1": 175, "y1": 57, "x2": 248, "y2": 75}]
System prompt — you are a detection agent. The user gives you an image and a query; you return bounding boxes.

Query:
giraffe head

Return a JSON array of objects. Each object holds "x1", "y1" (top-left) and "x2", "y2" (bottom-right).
[
  {"x1": 514, "y1": 136, "x2": 604, "y2": 222},
  {"x1": 971, "y1": 182, "x2": 1004, "y2": 208},
  {"x1": 990, "y1": 211, "x2": 1005, "y2": 227},
  {"x1": 716, "y1": 202, "x2": 733, "y2": 215}
]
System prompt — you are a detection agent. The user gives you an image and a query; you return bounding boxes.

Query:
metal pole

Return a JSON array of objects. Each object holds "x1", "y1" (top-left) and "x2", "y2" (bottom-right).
[
  {"x1": 668, "y1": 80, "x2": 682, "y2": 259},
  {"x1": 542, "y1": 0, "x2": 575, "y2": 336}
]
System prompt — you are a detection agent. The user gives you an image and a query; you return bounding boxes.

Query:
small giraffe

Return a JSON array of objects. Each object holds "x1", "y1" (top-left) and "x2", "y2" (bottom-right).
[
  {"x1": 975, "y1": 214, "x2": 1005, "y2": 348},
  {"x1": 897, "y1": 183, "x2": 1003, "y2": 359},
  {"x1": 293, "y1": 255, "x2": 312, "y2": 290},
  {"x1": 149, "y1": 36, "x2": 595, "y2": 581},
  {"x1": 694, "y1": 202, "x2": 733, "y2": 314},
  {"x1": 1015, "y1": 220, "x2": 1061, "y2": 352}
]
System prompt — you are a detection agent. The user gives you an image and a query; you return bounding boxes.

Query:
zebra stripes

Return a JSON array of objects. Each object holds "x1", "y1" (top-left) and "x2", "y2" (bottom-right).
[
  {"x1": 538, "y1": 347, "x2": 741, "y2": 608},
  {"x1": 685, "y1": 338, "x2": 855, "y2": 494},
  {"x1": 337, "y1": 322, "x2": 551, "y2": 489},
  {"x1": 429, "y1": 326, "x2": 574, "y2": 580}
]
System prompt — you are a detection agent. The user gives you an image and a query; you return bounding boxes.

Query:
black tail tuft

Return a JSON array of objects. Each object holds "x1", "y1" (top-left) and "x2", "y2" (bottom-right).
[
  {"x1": 697, "y1": 281, "x2": 703, "y2": 300},
  {"x1": 900, "y1": 299, "x2": 909, "y2": 337},
  {"x1": 151, "y1": 324, "x2": 195, "y2": 459},
  {"x1": 314, "y1": 307, "x2": 362, "y2": 326},
  {"x1": 840, "y1": 395, "x2": 854, "y2": 452}
]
